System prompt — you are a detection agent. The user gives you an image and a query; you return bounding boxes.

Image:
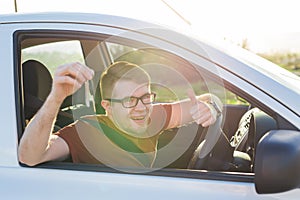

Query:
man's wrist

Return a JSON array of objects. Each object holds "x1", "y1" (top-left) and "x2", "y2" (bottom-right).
[{"x1": 46, "y1": 93, "x2": 66, "y2": 112}]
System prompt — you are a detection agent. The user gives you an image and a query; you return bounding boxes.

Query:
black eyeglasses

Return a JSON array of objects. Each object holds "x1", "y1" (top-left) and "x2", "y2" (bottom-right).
[{"x1": 106, "y1": 93, "x2": 156, "y2": 108}]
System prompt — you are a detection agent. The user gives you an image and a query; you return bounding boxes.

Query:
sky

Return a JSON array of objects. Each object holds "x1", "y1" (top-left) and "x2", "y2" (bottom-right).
[{"x1": 1, "y1": 0, "x2": 300, "y2": 53}]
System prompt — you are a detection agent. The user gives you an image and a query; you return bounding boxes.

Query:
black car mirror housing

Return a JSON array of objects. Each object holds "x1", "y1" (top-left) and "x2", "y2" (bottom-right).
[{"x1": 254, "y1": 130, "x2": 300, "y2": 194}]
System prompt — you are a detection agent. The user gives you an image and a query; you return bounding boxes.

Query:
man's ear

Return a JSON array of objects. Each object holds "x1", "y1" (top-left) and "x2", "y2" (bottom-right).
[{"x1": 101, "y1": 100, "x2": 110, "y2": 111}]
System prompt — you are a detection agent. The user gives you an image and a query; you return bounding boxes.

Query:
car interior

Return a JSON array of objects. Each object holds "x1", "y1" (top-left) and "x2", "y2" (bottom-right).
[{"x1": 17, "y1": 31, "x2": 296, "y2": 177}]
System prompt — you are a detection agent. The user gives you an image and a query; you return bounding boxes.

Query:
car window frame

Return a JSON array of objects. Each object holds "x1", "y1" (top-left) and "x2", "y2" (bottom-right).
[{"x1": 17, "y1": 28, "x2": 291, "y2": 183}]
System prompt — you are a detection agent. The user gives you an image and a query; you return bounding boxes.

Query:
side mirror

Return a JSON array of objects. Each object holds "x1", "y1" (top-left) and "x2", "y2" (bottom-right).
[{"x1": 254, "y1": 130, "x2": 300, "y2": 194}]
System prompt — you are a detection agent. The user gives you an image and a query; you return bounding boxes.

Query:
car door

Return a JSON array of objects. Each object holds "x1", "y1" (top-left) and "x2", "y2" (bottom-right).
[{"x1": 2, "y1": 13, "x2": 300, "y2": 199}]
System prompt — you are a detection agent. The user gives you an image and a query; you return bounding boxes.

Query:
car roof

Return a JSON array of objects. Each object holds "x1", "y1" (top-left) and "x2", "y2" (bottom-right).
[{"x1": 0, "y1": 12, "x2": 163, "y2": 30}]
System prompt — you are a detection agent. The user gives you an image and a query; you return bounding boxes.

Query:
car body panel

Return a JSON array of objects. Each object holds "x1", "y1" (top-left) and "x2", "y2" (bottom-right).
[
  {"x1": 0, "y1": 167, "x2": 283, "y2": 200},
  {"x1": 1, "y1": 166, "x2": 299, "y2": 200},
  {"x1": 0, "y1": 12, "x2": 299, "y2": 199},
  {"x1": 0, "y1": 27, "x2": 19, "y2": 167}
]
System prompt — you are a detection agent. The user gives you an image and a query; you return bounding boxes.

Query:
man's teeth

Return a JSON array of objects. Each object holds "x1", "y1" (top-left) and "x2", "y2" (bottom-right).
[{"x1": 132, "y1": 116, "x2": 145, "y2": 120}]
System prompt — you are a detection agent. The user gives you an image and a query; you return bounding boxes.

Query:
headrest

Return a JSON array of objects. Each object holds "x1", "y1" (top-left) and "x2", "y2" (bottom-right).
[
  {"x1": 23, "y1": 59, "x2": 52, "y2": 101},
  {"x1": 22, "y1": 60, "x2": 52, "y2": 119}
]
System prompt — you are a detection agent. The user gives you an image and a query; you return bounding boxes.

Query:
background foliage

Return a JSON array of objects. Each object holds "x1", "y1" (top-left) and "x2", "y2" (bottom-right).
[{"x1": 258, "y1": 52, "x2": 300, "y2": 76}]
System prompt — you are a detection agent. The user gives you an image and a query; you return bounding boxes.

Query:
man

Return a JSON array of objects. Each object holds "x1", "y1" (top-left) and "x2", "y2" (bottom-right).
[{"x1": 18, "y1": 61, "x2": 222, "y2": 168}]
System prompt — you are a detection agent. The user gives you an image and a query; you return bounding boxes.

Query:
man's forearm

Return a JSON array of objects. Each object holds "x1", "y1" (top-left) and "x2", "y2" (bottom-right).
[{"x1": 18, "y1": 93, "x2": 63, "y2": 166}]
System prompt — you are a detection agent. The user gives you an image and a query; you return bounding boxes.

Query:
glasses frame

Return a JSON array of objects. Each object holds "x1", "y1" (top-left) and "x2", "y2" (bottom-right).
[{"x1": 106, "y1": 93, "x2": 156, "y2": 108}]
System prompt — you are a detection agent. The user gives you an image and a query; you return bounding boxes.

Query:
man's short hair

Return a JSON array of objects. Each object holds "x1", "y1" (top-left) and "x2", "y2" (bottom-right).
[{"x1": 100, "y1": 61, "x2": 151, "y2": 99}]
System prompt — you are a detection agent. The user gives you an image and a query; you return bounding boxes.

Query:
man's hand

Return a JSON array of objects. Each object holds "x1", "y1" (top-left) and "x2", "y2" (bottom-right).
[
  {"x1": 188, "y1": 89, "x2": 217, "y2": 127},
  {"x1": 50, "y1": 62, "x2": 94, "y2": 104}
]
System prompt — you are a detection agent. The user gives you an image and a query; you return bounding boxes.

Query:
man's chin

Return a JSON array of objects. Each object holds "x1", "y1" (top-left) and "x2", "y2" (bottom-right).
[{"x1": 127, "y1": 121, "x2": 148, "y2": 137}]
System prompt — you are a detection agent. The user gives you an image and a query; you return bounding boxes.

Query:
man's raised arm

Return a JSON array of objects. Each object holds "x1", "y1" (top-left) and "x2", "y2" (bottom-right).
[{"x1": 18, "y1": 62, "x2": 94, "y2": 166}]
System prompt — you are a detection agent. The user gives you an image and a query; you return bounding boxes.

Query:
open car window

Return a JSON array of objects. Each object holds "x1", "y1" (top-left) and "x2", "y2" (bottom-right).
[{"x1": 18, "y1": 29, "x2": 295, "y2": 182}]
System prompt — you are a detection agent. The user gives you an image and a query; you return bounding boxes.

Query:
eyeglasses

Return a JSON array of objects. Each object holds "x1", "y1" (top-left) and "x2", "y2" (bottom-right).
[{"x1": 106, "y1": 93, "x2": 156, "y2": 108}]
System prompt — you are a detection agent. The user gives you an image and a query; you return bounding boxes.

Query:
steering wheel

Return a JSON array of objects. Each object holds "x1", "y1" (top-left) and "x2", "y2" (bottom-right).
[{"x1": 187, "y1": 114, "x2": 223, "y2": 169}]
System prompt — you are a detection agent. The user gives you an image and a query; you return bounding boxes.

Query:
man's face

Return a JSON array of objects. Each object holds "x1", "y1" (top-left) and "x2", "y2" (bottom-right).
[{"x1": 108, "y1": 79, "x2": 153, "y2": 137}]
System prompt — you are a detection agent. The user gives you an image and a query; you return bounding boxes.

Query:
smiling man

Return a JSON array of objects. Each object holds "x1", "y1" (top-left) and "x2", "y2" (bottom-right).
[{"x1": 18, "y1": 61, "x2": 222, "y2": 168}]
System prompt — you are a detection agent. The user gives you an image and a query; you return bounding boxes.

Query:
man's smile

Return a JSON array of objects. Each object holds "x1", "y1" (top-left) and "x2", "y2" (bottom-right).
[{"x1": 130, "y1": 113, "x2": 149, "y2": 125}]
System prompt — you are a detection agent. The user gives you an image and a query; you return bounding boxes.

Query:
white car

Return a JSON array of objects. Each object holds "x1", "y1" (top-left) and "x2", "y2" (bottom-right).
[{"x1": 1, "y1": 12, "x2": 300, "y2": 199}]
